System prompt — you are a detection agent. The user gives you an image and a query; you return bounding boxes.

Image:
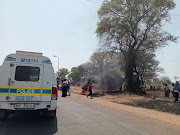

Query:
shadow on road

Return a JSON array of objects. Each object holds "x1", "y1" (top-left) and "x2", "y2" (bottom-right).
[{"x1": 0, "y1": 111, "x2": 58, "y2": 135}]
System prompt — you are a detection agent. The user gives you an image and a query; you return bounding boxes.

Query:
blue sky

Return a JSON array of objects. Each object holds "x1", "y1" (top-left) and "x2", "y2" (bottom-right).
[{"x1": 0, "y1": 0, "x2": 179, "y2": 82}]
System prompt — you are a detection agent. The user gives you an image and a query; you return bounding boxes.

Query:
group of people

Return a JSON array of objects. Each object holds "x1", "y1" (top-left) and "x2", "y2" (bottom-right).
[
  {"x1": 61, "y1": 79, "x2": 70, "y2": 97},
  {"x1": 57, "y1": 78, "x2": 93, "y2": 98},
  {"x1": 164, "y1": 81, "x2": 179, "y2": 102}
]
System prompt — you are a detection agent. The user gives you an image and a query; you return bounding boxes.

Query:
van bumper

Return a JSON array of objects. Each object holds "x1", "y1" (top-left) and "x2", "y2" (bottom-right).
[{"x1": 0, "y1": 101, "x2": 57, "y2": 111}]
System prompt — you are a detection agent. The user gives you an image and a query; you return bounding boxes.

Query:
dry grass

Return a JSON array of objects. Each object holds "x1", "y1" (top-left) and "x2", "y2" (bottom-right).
[{"x1": 70, "y1": 86, "x2": 180, "y2": 115}]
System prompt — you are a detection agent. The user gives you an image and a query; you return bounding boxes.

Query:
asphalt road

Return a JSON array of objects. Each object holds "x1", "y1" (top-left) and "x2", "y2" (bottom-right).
[{"x1": 0, "y1": 94, "x2": 180, "y2": 135}]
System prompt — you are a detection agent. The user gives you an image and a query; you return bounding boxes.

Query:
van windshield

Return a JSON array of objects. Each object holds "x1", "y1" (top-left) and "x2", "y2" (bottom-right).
[{"x1": 15, "y1": 66, "x2": 40, "y2": 82}]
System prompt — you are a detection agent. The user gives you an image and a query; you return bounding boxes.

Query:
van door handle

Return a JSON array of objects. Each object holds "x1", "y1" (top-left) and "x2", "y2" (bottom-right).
[
  {"x1": 6, "y1": 96, "x2": 11, "y2": 100},
  {"x1": 8, "y1": 78, "x2": 11, "y2": 86}
]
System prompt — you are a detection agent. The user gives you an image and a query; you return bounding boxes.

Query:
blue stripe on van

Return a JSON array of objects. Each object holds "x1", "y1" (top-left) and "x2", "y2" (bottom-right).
[
  {"x1": 42, "y1": 60, "x2": 51, "y2": 64},
  {"x1": 0, "y1": 89, "x2": 9, "y2": 93},
  {"x1": 6, "y1": 58, "x2": 16, "y2": 61},
  {"x1": 10, "y1": 89, "x2": 41, "y2": 93},
  {"x1": 42, "y1": 90, "x2": 51, "y2": 94},
  {"x1": 0, "y1": 88, "x2": 51, "y2": 94}
]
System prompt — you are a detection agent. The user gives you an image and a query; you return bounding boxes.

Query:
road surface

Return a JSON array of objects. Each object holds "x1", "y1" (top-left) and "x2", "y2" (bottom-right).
[{"x1": 0, "y1": 94, "x2": 180, "y2": 135}]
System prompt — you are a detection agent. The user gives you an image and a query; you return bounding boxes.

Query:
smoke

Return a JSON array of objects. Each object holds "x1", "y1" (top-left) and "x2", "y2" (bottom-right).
[
  {"x1": 81, "y1": 76, "x2": 98, "y2": 90},
  {"x1": 81, "y1": 72, "x2": 124, "y2": 91},
  {"x1": 102, "y1": 71, "x2": 124, "y2": 90}
]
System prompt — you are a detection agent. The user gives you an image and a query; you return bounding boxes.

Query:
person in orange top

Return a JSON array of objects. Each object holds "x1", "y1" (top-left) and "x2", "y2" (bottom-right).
[{"x1": 87, "y1": 82, "x2": 93, "y2": 99}]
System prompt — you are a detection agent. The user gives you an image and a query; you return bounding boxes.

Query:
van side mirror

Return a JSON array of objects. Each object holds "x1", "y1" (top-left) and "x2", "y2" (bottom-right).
[{"x1": 8, "y1": 78, "x2": 11, "y2": 86}]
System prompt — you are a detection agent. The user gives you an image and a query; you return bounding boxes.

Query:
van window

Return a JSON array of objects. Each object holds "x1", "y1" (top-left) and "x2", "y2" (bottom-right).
[{"x1": 15, "y1": 66, "x2": 40, "y2": 81}]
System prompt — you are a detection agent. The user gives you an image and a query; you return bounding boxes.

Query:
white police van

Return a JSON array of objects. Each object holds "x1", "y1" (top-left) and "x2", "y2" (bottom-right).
[{"x1": 0, "y1": 51, "x2": 58, "y2": 119}]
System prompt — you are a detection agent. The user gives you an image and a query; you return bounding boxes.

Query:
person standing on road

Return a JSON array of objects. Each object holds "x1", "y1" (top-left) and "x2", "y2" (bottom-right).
[
  {"x1": 67, "y1": 81, "x2": 70, "y2": 96},
  {"x1": 61, "y1": 80, "x2": 64, "y2": 97},
  {"x1": 61, "y1": 79, "x2": 67, "y2": 97},
  {"x1": 56, "y1": 78, "x2": 60, "y2": 90},
  {"x1": 173, "y1": 81, "x2": 179, "y2": 102},
  {"x1": 171, "y1": 83, "x2": 175, "y2": 97},
  {"x1": 87, "y1": 82, "x2": 93, "y2": 99},
  {"x1": 63, "y1": 79, "x2": 68, "y2": 96},
  {"x1": 165, "y1": 84, "x2": 170, "y2": 97}
]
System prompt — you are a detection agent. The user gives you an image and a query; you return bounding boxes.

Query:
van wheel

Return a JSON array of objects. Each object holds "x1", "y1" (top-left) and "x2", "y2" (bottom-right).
[
  {"x1": 0, "y1": 110, "x2": 9, "y2": 121},
  {"x1": 2, "y1": 112, "x2": 9, "y2": 121}
]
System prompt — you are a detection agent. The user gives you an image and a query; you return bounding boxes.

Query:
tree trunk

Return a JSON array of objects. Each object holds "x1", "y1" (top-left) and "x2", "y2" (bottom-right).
[
  {"x1": 140, "y1": 74, "x2": 144, "y2": 85},
  {"x1": 125, "y1": 49, "x2": 136, "y2": 92}
]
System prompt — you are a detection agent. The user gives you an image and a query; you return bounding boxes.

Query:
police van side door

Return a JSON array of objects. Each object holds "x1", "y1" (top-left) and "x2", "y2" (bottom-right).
[{"x1": 8, "y1": 63, "x2": 43, "y2": 102}]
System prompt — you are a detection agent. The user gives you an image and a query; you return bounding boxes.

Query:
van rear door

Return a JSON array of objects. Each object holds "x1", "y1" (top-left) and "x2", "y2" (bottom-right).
[{"x1": 8, "y1": 63, "x2": 44, "y2": 102}]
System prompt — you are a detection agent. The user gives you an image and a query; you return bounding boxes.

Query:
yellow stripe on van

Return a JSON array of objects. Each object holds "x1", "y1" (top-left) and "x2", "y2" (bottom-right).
[
  {"x1": 43, "y1": 88, "x2": 51, "y2": 90},
  {"x1": 9, "y1": 93, "x2": 41, "y2": 96},
  {"x1": 11, "y1": 87, "x2": 52, "y2": 90},
  {"x1": 0, "y1": 86, "x2": 9, "y2": 89},
  {"x1": 11, "y1": 87, "x2": 42, "y2": 89},
  {"x1": 0, "y1": 93, "x2": 8, "y2": 95},
  {"x1": 0, "y1": 86, "x2": 52, "y2": 90},
  {"x1": 42, "y1": 94, "x2": 51, "y2": 96}
]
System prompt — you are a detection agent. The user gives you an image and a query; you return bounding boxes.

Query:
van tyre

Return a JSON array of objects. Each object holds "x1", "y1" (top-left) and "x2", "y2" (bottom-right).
[
  {"x1": 2, "y1": 112, "x2": 9, "y2": 121},
  {"x1": 0, "y1": 110, "x2": 9, "y2": 121}
]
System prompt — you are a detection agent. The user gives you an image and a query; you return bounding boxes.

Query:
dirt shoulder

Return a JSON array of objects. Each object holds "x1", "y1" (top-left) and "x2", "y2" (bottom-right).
[{"x1": 70, "y1": 86, "x2": 180, "y2": 126}]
